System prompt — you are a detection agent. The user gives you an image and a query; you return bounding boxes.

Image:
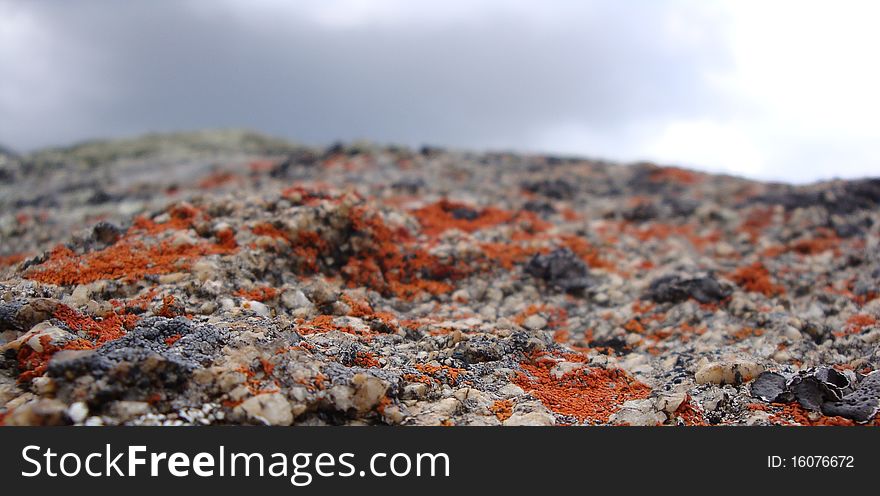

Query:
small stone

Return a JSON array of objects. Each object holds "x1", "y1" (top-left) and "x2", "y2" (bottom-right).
[
  {"x1": 108, "y1": 401, "x2": 152, "y2": 422},
  {"x1": 550, "y1": 361, "x2": 584, "y2": 379},
  {"x1": 351, "y1": 373, "x2": 389, "y2": 412},
  {"x1": 610, "y1": 399, "x2": 667, "y2": 426},
  {"x1": 234, "y1": 393, "x2": 294, "y2": 425},
  {"x1": 782, "y1": 326, "x2": 803, "y2": 341},
  {"x1": 524, "y1": 248, "x2": 592, "y2": 292},
  {"x1": 3, "y1": 398, "x2": 68, "y2": 426},
  {"x1": 645, "y1": 274, "x2": 731, "y2": 304},
  {"x1": 31, "y1": 376, "x2": 56, "y2": 395},
  {"x1": 695, "y1": 360, "x2": 764, "y2": 385},
  {"x1": 402, "y1": 382, "x2": 428, "y2": 400},
  {"x1": 282, "y1": 289, "x2": 311, "y2": 310},
  {"x1": 451, "y1": 289, "x2": 470, "y2": 303},
  {"x1": 503, "y1": 411, "x2": 555, "y2": 426},
  {"x1": 244, "y1": 300, "x2": 270, "y2": 318},
  {"x1": 66, "y1": 402, "x2": 89, "y2": 423},
  {"x1": 0, "y1": 322, "x2": 75, "y2": 353},
  {"x1": 654, "y1": 390, "x2": 688, "y2": 414},
  {"x1": 751, "y1": 371, "x2": 792, "y2": 402},
  {"x1": 522, "y1": 314, "x2": 547, "y2": 330},
  {"x1": 498, "y1": 383, "x2": 525, "y2": 398},
  {"x1": 70, "y1": 285, "x2": 91, "y2": 307}
]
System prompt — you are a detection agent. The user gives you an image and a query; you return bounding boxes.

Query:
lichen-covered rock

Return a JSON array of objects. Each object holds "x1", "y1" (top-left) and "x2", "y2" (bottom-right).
[{"x1": 0, "y1": 131, "x2": 878, "y2": 426}]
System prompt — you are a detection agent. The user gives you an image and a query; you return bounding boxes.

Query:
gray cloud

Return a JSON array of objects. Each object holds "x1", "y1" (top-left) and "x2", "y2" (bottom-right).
[
  {"x1": 1, "y1": 1, "x2": 731, "y2": 146},
  {"x1": 1, "y1": 1, "x2": 735, "y2": 169}
]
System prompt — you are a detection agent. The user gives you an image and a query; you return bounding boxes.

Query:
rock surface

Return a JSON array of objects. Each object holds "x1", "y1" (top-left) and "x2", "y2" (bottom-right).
[{"x1": 0, "y1": 130, "x2": 878, "y2": 425}]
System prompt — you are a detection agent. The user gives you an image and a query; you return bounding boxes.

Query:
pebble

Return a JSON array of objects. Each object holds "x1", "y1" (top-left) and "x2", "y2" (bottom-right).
[
  {"x1": 234, "y1": 393, "x2": 295, "y2": 426},
  {"x1": 610, "y1": 399, "x2": 667, "y2": 426},
  {"x1": 695, "y1": 360, "x2": 764, "y2": 385},
  {"x1": 502, "y1": 411, "x2": 555, "y2": 426},
  {"x1": 522, "y1": 314, "x2": 547, "y2": 330},
  {"x1": 66, "y1": 402, "x2": 89, "y2": 423}
]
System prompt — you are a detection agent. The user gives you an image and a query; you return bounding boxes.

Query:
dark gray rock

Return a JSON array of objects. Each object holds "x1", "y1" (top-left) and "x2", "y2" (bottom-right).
[
  {"x1": 645, "y1": 275, "x2": 731, "y2": 304},
  {"x1": 751, "y1": 371, "x2": 791, "y2": 403},
  {"x1": 821, "y1": 372, "x2": 880, "y2": 423},
  {"x1": 525, "y1": 248, "x2": 592, "y2": 292}
]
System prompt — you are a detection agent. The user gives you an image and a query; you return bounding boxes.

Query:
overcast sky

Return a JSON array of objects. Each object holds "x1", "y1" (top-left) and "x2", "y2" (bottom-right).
[{"x1": 1, "y1": 0, "x2": 878, "y2": 183}]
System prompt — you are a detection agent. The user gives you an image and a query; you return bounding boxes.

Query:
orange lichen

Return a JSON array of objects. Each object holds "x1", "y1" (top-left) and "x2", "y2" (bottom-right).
[
  {"x1": 131, "y1": 203, "x2": 204, "y2": 235},
  {"x1": 478, "y1": 242, "x2": 542, "y2": 270},
  {"x1": 672, "y1": 396, "x2": 708, "y2": 426},
  {"x1": 375, "y1": 395, "x2": 393, "y2": 415},
  {"x1": 298, "y1": 314, "x2": 374, "y2": 339},
  {"x1": 768, "y1": 402, "x2": 880, "y2": 426},
  {"x1": 259, "y1": 358, "x2": 275, "y2": 376},
  {"x1": 559, "y1": 235, "x2": 613, "y2": 270},
  {"x1": 490, "y1": 399, "x2": 514, "y2": 422},
  {"x1": 648, "y1": 166, "x2": 701, "y2": 184},
  {"x1": 738, "y1": 206, "x2": 775, "y2": 243},
  {"x1": 155, "y1": 295, "x2": 181, "y2": 318},
  {"x1": 727, "y1": 262, "x2": 785, "y2": 297},
  {"x1": 352, "y1": 352, "x2": 381, "y2": 368},
  {"x1": 113, "y1": 287, "x2": 159, "y2": 313},
  {"x1": 342, "y1": 205, "x2": 459, "y2": 299},
  {"x1": 0, "y1": 253, "x2": 28, "y2": 267},
  {"x1": 164, "y1": 334, "x2": 182, "y2": 346},
  {"x1": 402, "y1": 373, "x2": 435, "y2": 385},
  {"x1": 53, "y1": 304, "x2": 138, "y2": 345},
  {"x1": 410, "y1": 199, "x2": 514, "y2": 236},
  {"x1": 341, "y1": 294, "x2": 375, "y2": 317},
  {"x1": 13, "y1": 304, "x2": 139, "y2": 382},
  {"x1": 292, "y1": 231, "x2": 329, "y2": 273},
  {"x1": 25, "y1": 205, "x2": 237, "y2": 286},
  {"x1": 16, "y1": 336, "x2": 95, "y2": 382},
  {"x1": 340, "y1": 294, "x2": 397, "y2": 329},
  {"x1": 414, "y1": 363, "x2": 466, "y2": 384},
  {"x1": 763, "y1": 230, "x2": 841, "y2": 257},
  {"x1": 197, "y1": 170, "x2": 239, "y2": 189},
  {"x1": 215, "y1": 228, "x2": 238, "y2": 251},
  {"x1": 513, "y1": 355, "x2": 651, "y2": 423},
  {"x1": 234, "y1": 286, "x2": 278, "y2": 302},
  {"x1": 731, "y1": 326, "x2": 765, "y2": 340},
  {"x1": 281, "y1": 185, "x2": 332, "y2": 206},
  {"x1": 623, "y1": 319, "x2": 646, "y2": 334},
  {"x1": 250, "y1": 222, "x2": 290, "y2": 242},
  {"x1": 838, "y1": 314, "x2": 878, "y2": 336}
]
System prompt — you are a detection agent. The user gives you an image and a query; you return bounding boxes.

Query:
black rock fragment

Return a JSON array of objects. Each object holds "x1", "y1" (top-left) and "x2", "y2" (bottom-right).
[
  {"x1": 449, "y1": 206, "x2": 480, "y2": 220},
  {"x1": 645, "y1": 275, "x2": 731, "y2": 304},
  {"x1": 588, "y1": 336, "x2": 631, "y2": 356},
  {"x1": 623, "y1": 203, "x2": 659, "y2": 222},
  {"x1": 751, "y1": 371, "x2": 792, "y2": 403},
  {"x1": 270, "y1": 149, "x2": 320, "y2": 177},
  {"x1": 525, "y1": 248, "x2": 592, "y2": 292},
  {"x1": 791, "y1": 376, "x2": 827, "y2": 411},
  {"x1": 91, "y1": 221, "x2": 124, "y2": 246},
  {"x1": 821, "y1": 372, "x2": 880, "y2": 423},
  {"x1": 751, "y1": 367, "x2": 879, "y2": 423},
  {"x1": 522, "y1": 200, "x2": 556, "y2": 216},
  {"x1": 521, "y1": 179, "x2": 576, "y2": 199},
  {"x1": 390, "y1": 178, "x2": 425, "y2": 194}
]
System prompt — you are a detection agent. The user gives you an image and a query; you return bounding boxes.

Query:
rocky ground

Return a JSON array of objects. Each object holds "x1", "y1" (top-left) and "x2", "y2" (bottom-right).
[{"x1": 1, "y1": 130, "x2": 878, "y2": 426}]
